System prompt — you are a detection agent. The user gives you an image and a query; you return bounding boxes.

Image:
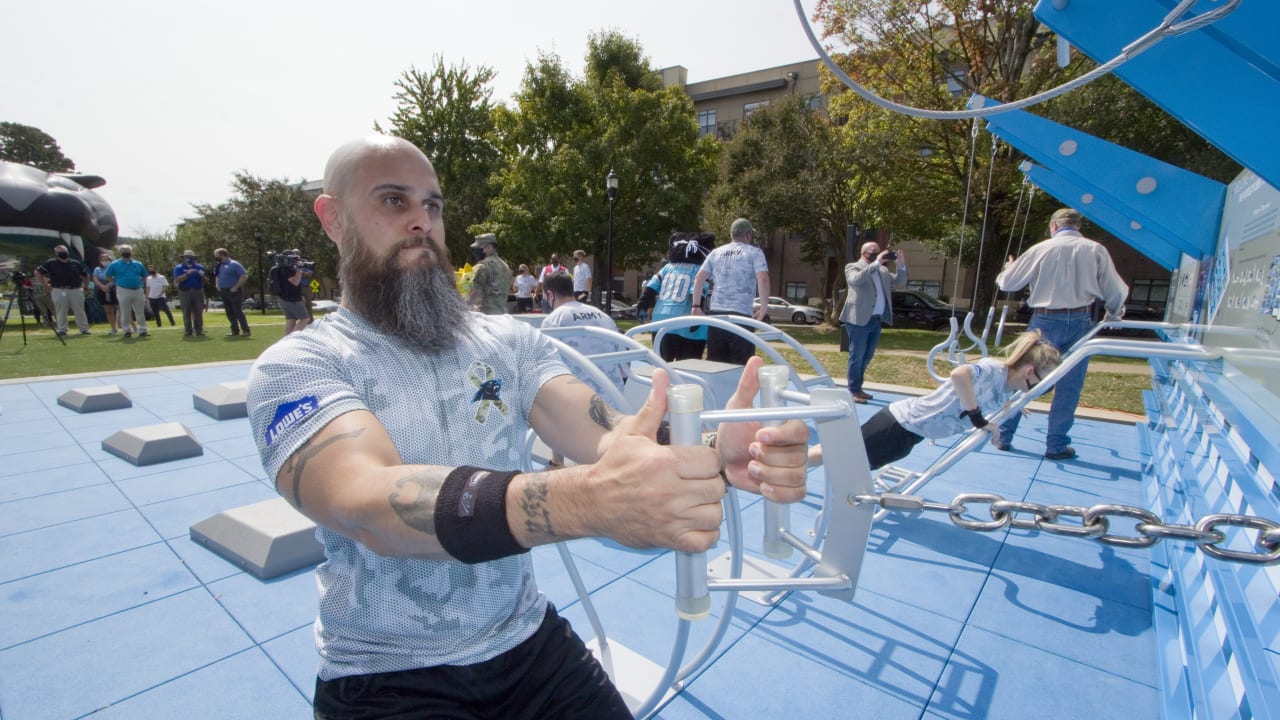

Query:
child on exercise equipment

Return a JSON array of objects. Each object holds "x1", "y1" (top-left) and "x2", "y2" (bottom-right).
[{"x1": 856, "y1": 330, "x2": 1061, "y2": 470}]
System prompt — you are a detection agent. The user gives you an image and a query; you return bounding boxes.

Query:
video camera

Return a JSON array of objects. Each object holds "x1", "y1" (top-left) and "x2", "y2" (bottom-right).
[{"x1": 266, "y1": 250, "x2": 315, "y2": 272}]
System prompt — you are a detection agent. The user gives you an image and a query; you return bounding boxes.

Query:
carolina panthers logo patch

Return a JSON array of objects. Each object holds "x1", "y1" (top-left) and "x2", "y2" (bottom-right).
[{"x1": 468, "y1": 361, "x2": 509, "y2": 422}]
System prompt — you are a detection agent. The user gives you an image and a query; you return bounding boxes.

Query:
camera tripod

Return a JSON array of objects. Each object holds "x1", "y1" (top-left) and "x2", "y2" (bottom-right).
[{"x1": 1, "y1": 287, "x2": 66, "y2": 347}]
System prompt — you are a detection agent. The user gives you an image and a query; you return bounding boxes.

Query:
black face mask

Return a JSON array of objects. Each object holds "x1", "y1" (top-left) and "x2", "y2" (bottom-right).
[
  {"x1": 122, "y1": 253, "x2": 132, "y2": 259},
  {"x1": 472, "y1": 247, "x2": 486, "y2": 263},
  {"x1": 56, "y1": 251, "x2": 69, "y2": 260}
]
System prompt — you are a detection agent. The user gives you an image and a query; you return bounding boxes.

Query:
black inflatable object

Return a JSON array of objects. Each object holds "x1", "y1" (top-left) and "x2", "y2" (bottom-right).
[{"x1": 0, "y1": 160, "x2": 118, "y2": 268}]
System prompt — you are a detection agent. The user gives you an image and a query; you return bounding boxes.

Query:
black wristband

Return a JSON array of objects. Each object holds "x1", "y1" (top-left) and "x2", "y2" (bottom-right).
[
  {"x1": 434, "y1": 466, "x2": 527, "y2": 564},
  {"x1": 959, "y1": 408, "x2": 989, "y2": 429}
]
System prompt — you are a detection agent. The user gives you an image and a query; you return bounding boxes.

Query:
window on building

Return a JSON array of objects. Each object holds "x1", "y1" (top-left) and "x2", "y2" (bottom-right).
[
  {"x1": 785, "y1": 281, "x2": 807, "y2": 304},
  {"x1": 804, "y1": 94, "x2": 823, "y2": 112},
  {"x1": 698, "y1": 109, "x2": 716, "y2": 137},
  {"x1": 908, "y1": 280, "x2": 942, "y2": 298},
  {"x1": 1131, "y1": 278, "x2": 1170, "y2": 311},
  {"x1": 743, "y1": 101, "x2": 769, "y2": 119},
  {"x1": 943, "y1": 64, "x2": 969, "y2": 98}
]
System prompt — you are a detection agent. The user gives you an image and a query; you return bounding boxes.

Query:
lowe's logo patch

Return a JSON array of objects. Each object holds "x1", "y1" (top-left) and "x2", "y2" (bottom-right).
[{"x1": 265, "y1": 396, "x2": 319, "y2": 445}]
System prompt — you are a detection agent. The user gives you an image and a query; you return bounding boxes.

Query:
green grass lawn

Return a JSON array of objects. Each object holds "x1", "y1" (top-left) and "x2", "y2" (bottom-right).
[
  {"x1": 0, "y1": 309, "x2": 288, "y2": 380},
  {"x1": 4, "y1": 313, "x2": 1150, "y2": 416}
]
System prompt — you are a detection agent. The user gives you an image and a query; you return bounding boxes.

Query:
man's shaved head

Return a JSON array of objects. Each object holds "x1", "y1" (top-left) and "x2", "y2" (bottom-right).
[{"x1": 322, "y1": 135, "x2": 434, "y2": 198}]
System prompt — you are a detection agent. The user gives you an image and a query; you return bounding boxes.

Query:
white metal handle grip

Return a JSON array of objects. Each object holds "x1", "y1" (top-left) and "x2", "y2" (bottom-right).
[
  {"x1": 668, "y1": 383, "x2": 710, "y2": 620},
  {"x1": 759, "y1": 365, "x2": 792, "y2": 559}
]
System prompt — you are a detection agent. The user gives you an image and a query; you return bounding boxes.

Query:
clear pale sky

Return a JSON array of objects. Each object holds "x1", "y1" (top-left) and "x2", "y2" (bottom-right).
[{"x1": 3, "y1": 0, "x2": 824, "y2": 236}]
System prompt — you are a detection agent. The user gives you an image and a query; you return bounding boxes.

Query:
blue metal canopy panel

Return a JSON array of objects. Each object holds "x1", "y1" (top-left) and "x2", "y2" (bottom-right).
[
  {"x1": 976, "y1": 94, "x2": 1224, "y2": 260},
  {"x1": 1035, "y1": 0, "x2": 1280, "y2": 191},
  {"x1": 1024, "y1": 163, "x2": 1182, "y2": 270}
]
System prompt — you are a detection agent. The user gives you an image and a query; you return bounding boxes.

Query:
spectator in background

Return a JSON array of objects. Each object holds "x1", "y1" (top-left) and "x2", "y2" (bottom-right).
[
  {"x1": 513, "y1": 264, "x2": 537, "y2": 313},
  {"x1": 28, "y1": 275, "x2": 57, "y2": 329},
  {"x1": 994, "y1": 207, "x2": 1128, "y2": 460},
  {"x1": 269, "y1": 251, "x2": 314, "y2": 335},
  {"x1": 146, "y1": 265, "x2": 174, "y2": 327},
  {"x1": 93, "y1": 252, "x2": 120, "y2": 335},
  {"x1": 36, "y1": 243, "x2": 91, "y2": 336},
  {"x1": 537, "y1": 253, "x2": 568, "y2": 313},
  {"x1": 105, "y1": 244, "x2": 149, "y2": 338},
  {"x1": 174, "y1": 250, "x2": 206, "y2": 336},
  {"x1": 641, "y1": 232, "x2": 715, "y2": 362},
  {"x1": 213, "y1": 247, "x2": 252, "y2": 337},
  {"x1": 534, "y1": 270, "x2": 628, "y2": 469},
  {"x1": 572, "y1": 249, "x2": 592, "y2": 303},
  {"x1": 690, "y1": 218, "x2": 769, "y2": 364},
  {"x1": 839, "y1": 241, "x2": 907, "y2": 404},
  {"x1": 467, "y1": 233, "x2": 511, "y2": 315}
]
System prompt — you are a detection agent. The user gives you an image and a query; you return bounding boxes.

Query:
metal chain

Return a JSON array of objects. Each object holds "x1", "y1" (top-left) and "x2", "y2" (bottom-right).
[{"x1": 853, "y1": 492, "x2": 1280, "y2": 565}]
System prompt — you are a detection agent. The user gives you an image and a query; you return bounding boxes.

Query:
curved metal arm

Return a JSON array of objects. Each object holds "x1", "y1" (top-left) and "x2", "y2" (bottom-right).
[
  {"x1": 927, "y1": 316, "x2": 961, "y2": 383},
  {"x1": 626, "y1": 315, "x2": 836, "y2": 394},
  {"x1": 958, "y1": 310, "x2": 989, "y2": 359},
  {"x1": 992, "y1": 305, "x2": 1010, "y2": 348}
]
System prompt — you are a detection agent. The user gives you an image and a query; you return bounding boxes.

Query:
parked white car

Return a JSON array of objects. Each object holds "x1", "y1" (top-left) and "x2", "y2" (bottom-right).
[
  {"x1": 752, "y1": 296, "x2": 824, "y2": 324},
  {"x1": 311, "y1": 299, "x2": 340, "y2": 313}
]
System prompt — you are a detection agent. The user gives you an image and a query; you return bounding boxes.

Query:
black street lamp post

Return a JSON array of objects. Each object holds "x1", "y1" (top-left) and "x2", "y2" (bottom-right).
[{"x1": 605, "y1": 168, "x2": 618, "y2": 316}]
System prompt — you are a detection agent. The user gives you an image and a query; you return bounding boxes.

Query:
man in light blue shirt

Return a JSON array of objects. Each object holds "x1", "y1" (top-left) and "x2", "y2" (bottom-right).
[{"x1": 105, "y1": 244, "x2": 149, "y2": 337}]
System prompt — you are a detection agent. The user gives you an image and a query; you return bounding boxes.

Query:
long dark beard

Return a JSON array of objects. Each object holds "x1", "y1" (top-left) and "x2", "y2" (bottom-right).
[{"x1": 338, "y1": 231, "x2": 472, "y2": 353}]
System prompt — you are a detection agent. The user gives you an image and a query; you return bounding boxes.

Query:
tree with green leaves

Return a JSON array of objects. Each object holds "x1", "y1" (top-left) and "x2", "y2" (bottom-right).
[
  {"x1": 811, "y1": 0, "x2": 1235, "y2": 310},
  {"x1": 487, "y1": 31, "x2": 718, "y2": 290},
  {"x1": 181, "y1": 173, "x2": 329, "y2": 306},
  {"x1": 379, "y1": 58, "x2": 502, "y2": 264},
  {"x1": 0, "y1": 122, "x2": 75, "y2": 172},
  {"x1": 703, "y1": 96, "x2": 866, "y2": 313}
]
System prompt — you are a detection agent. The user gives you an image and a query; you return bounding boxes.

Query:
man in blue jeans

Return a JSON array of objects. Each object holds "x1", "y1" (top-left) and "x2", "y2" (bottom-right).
[{"x1": 995, "y1": 208, "x2": 1128, "y2": 460}]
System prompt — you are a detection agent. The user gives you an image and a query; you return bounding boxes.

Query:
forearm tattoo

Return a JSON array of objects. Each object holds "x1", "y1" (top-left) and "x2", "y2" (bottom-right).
[
  {"x1": 282, "y1": 428, "x2": 365, "y2": 508},
  {"x1": 520, "y1": 473, "x2": 554, "y2": 539},
  {"x1": 589, "y1": 395, "x2": 618, "y2": 432},
  {"x1": 389, "y1": 469, "x2": 445, "y2": 537}
]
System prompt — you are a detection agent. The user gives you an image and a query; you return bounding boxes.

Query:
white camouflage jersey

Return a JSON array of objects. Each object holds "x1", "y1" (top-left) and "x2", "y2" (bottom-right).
[
  {"x1": 701, "y1": 241, "x2": 767, "y2": 315},
  {"x1": 247, "y1": 308, "x2": 566, "y2": 680},
  {"x1": 888, "y1": 357, "x2": 1012, "y2": 439}
]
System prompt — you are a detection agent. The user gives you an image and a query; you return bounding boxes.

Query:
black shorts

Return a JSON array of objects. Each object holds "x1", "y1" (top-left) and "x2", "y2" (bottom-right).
[
  {"x1": 95, "y1": 287, "x2": 118, "y2": 306},
  {"x1": 860, "y1": 406, "x2": 924, "y2": 470},
  {"x1": 312, "y1": 605, "x2": 631, "y2": 720}
]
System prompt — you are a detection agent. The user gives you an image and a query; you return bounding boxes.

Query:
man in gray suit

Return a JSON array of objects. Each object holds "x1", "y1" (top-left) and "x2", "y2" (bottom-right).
[{"x1": 839, "y1": 242, "x2": 907, "y2": 403}]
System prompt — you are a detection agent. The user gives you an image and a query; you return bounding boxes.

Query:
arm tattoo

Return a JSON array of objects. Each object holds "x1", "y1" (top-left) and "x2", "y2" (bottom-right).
[
  {"x1": 588, "y1": 395, "x2": 618, "y2": 432},
  {"x1": 520, "y1": 473, "x2": 554, "y2": 539},
  {"x1": 389, "y1": 470, "x2": 445, "y2": 537},
  {"x1": 282, "y1": 428, "x2": 365, "y2": 508}
]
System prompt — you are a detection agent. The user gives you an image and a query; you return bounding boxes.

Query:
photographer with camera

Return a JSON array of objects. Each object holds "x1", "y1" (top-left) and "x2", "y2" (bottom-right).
[
  {"x1": 839, "y1": 241, "x2": 907, "y2": 404},
  {"x1": 268, "y1": 249, "x2": 313, "y2": 335},
  {"x1": 37, "y1": 244, "x2": 92, "y2": 336}
]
